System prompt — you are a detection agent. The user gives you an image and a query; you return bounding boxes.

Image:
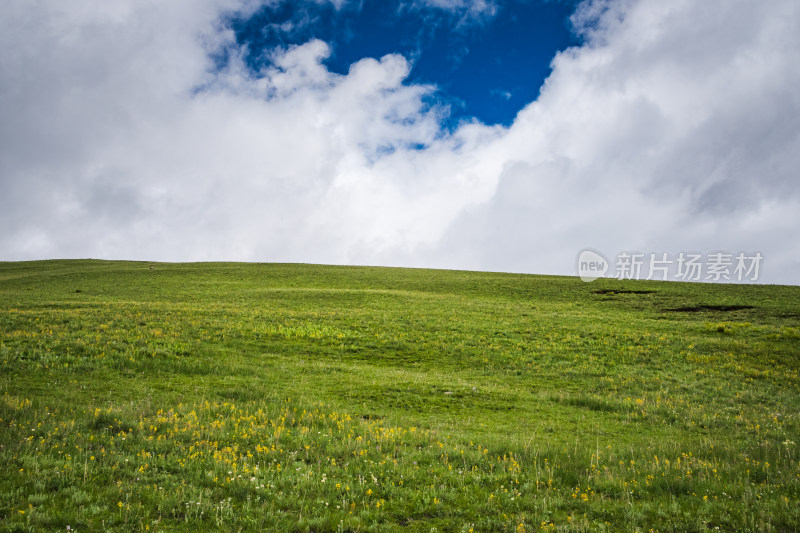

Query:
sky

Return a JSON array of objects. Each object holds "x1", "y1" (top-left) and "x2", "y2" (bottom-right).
[{"x1": 1, "y1": 0, "x2": 799, "y2": 284}]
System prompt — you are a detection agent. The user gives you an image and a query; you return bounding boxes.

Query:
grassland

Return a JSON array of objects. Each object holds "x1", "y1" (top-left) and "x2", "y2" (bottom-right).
[{"x1": 1, "y1": 259, "x2": 799, "y2": 532}]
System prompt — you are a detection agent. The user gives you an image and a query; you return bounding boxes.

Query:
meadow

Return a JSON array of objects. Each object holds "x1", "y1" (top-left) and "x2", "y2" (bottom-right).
[{"x1": 1, "y1": 260, "x2": 798, "y2": 532}]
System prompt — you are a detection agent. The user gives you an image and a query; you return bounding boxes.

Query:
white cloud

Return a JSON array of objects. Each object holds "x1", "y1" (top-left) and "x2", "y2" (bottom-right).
[
  {"x1": 404, "y1": 0, "x2": 499, "y2": 25},
  {"x1": 1, "y1": 0, "x2": 798, "y2": 283},
  {"x1": 412, "y1": 0, "x2": 497, "y2": 14},
  {"x1": 417, "y1": 0, "x2": 800, "y2": 282}
]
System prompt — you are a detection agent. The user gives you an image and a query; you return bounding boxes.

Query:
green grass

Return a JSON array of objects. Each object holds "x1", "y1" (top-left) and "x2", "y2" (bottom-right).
[{"x1": 1, "y1": 259, "x2": 799, "y2": 531}]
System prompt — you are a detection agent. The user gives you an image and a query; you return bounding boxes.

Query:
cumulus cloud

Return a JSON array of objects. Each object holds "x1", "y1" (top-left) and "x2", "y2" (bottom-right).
[
  {"x1": 0, "y1": 0, "x2": 496, "y2": 263},
  {"x1": 427, "y1": 0, "x2": 800, "y2": 280},
  {"x1": 1, "y1": 0, "x2": 798, "y2": 283}
]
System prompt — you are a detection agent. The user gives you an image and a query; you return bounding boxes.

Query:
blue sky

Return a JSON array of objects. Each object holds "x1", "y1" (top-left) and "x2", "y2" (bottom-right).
[
  {"x1": 227, "y1": 0, "x2": 581, "y2": 126},
  {"x1": 1, "y1": 0, "x2": 799, "y2": 283}
]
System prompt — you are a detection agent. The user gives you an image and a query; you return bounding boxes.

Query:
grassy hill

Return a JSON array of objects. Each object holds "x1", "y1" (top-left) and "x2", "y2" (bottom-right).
[{"x1": 1, "y1": 260, "x2": 799, "y2": 531}]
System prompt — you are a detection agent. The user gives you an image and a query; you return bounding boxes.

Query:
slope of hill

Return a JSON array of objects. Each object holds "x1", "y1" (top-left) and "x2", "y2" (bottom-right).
[{"x1": 1, "y1": 260, "x2": 799, "y2": 531}]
